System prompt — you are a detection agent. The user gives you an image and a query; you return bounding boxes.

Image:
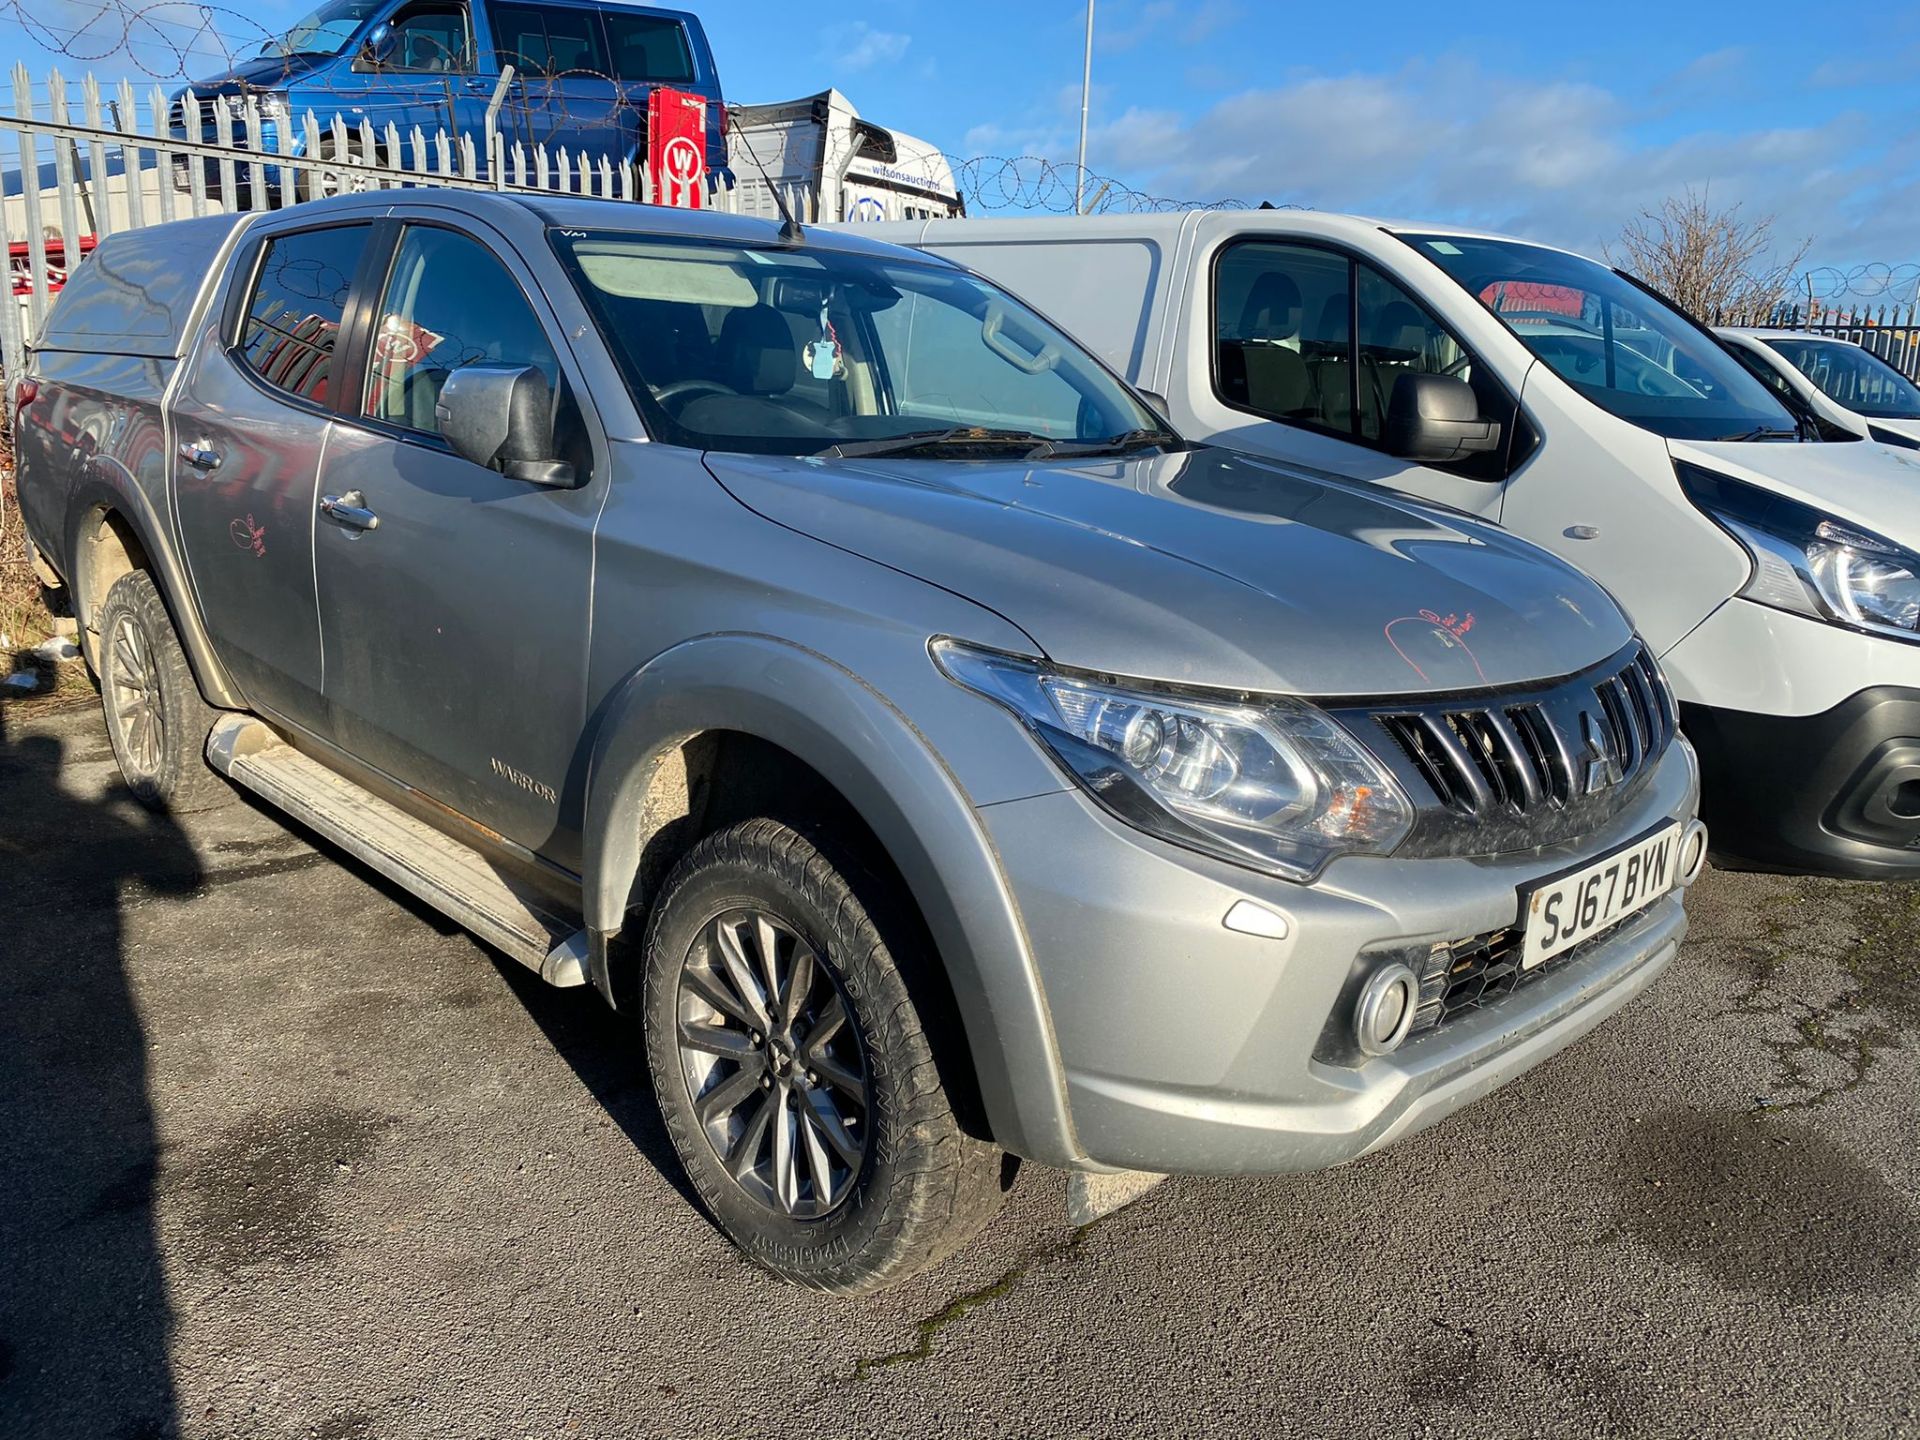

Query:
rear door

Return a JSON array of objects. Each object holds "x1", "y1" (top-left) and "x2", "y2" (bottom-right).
[
  {"x1": 170, "y1": 219, "x2": 379, "y2": 730},
  {"x1": 310, "y1": 216, "x2": 602, "y2": 862}
]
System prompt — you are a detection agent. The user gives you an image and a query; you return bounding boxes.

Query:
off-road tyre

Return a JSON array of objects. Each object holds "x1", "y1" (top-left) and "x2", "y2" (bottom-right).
[
  {"x1": 96, "y1": 570, "x2": 227, "y2": 813},
  {"x1": 642, "y1": 817, "x2": 1005, "y2": 1293}
]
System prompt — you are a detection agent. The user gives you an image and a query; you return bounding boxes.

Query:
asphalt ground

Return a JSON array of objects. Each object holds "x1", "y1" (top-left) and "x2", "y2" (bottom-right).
[{"x1": 2, "y1": 697, "x2": 1917, "y2": 1440}]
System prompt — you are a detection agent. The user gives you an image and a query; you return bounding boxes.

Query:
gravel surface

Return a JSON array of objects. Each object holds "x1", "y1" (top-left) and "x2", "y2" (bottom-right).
[{"x1": 2, "y1": 700, "x2": 1917, "y2": 1439}]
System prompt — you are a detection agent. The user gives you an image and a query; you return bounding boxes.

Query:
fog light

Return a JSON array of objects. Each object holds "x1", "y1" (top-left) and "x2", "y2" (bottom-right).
[
  {"x1": 1354, "y1": 962, "x2": 1419, "y2": 1057},
  {"x1": 1676, "y1": 820, "x2": 1710, "y2": 889}
]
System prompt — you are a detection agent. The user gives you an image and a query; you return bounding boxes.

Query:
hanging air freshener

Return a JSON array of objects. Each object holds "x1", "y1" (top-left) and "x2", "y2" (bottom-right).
[{"x1": 803, "y1": 298, "x2": 842, "y2": 381}]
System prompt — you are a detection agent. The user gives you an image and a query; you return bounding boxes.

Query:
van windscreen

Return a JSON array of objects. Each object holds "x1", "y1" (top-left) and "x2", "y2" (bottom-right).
[{"x1": 1399, "y1": 232, "x2": 1800, "y2": 443}]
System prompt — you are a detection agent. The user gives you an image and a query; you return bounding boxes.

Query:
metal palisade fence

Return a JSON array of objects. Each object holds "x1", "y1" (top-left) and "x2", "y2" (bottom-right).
[{"x1": 0, "y1": 63, "x2": 776, "y2": 384}]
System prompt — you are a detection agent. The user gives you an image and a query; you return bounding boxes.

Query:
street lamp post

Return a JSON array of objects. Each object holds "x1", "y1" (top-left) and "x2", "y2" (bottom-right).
[{"x1": 1075, "y1": 0, "x2": 1094, "y2": 214}]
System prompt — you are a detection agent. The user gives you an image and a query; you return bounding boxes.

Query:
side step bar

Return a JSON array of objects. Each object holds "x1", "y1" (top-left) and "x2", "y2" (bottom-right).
[{"x1": 207, "y1": 715, "x2": 588, "y2": 986}]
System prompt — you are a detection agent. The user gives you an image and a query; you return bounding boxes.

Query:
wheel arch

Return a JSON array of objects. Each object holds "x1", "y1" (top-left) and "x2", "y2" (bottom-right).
[
  {"x1": 581, "y1": 633, "x2": 1082, "y2": 1167},
  {"x1": 63, "y1": 474, "x2": 244, "y2": 709}
]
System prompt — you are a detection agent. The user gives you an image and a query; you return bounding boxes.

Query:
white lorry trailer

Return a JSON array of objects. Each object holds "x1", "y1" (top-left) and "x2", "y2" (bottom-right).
[{"x1": 724, "y1": 90, "x2": 962, "y2": 226}]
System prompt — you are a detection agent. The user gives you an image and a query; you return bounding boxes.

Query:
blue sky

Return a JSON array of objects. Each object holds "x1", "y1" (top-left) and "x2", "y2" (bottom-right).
[{"x1": 4, "y1": 0, "x2": 1916, "y2": 276}]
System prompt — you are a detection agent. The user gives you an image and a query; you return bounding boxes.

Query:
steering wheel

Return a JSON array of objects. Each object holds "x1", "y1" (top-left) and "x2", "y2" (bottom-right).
[{"x1": 653, "y1": 378, "x2": 737, "y2": 410}]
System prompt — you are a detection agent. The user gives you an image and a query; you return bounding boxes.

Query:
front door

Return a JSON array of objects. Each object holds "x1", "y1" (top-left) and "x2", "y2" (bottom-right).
[
  {"x1": 311, "y1": 218, "x2": 600, "y2": 862},
  {"x1": 1195, "y1": 237, "x2": 1517, "y2": 522},
  {"x1": 170, "y1": 219, "x2": 378, "y2": 729}
]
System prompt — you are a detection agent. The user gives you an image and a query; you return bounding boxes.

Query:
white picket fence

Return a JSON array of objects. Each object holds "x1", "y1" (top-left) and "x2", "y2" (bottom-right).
[{"x1": 1, "y1": 63, "x2": 790, "y2": 385}]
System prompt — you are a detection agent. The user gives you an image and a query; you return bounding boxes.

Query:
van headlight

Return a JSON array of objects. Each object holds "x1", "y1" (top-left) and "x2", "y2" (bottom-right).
[
  {"x1": 222, "y1": 92, "x2": 289, "y2": 122},
  {"x1": 932, "y1": 640, "x2": 1413, "y2": 881},
  {"x1": 1677, "y1": 462, "x2": 1920, "y2": 642}
]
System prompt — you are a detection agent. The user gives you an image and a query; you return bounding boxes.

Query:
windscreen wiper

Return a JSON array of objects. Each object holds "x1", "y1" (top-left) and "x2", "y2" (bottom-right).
[
  {"x1": 1711, "y1": 426, "x2": 1801, "y2": 442},
  {"x1": 819, "y1": 427, "x2": 1065, "y2": 460},
  {"x1": 1044, "y1": 427, "x2": 1186, "y2": 457}
]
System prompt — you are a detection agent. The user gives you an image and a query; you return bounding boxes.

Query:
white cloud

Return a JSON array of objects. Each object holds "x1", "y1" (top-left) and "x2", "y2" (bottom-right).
[
  {"x1": 825, "y1": 20, "x2": 911, "y2": 74},
  {"x1": 1050, "y1": 57, "x2": 1914, "y2": 269}
]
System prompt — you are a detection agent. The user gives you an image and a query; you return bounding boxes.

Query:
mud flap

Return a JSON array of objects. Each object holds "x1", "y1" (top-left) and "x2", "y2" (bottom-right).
[{"x1": 1066, "y1": 1169, "x2": 1167, "y2": 1227}]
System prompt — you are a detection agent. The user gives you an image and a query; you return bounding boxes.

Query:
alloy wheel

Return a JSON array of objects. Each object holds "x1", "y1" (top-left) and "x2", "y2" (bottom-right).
[
  {"x1": 676, "y1": 908, "x2": 872, "y2": 1219},
  {"x1": 107, "y1": 613, "x2": 164, "y2": 780}
]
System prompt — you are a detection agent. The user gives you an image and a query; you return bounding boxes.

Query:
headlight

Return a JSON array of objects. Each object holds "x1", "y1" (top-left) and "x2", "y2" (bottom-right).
[
  {"x1": 222, "y1": 92, "x2": 289, "y2": 122},
  {"x1": 1677, "y1": 462, "x2": 1920, "y2": 642},
  {"x1": 932, "y1": 640, "x2": 1413, "y2": 881}
]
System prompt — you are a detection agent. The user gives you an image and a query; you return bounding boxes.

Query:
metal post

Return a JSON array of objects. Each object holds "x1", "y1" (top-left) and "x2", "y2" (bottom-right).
[{"x1": 1075, "y1": 0, "x2": 1094, "y2": 215}]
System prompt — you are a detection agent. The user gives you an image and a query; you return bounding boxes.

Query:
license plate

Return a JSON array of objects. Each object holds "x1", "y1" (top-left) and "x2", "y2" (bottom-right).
[{"x1": 1521, "y1": 823, "x2": 1682, "y2": 971}]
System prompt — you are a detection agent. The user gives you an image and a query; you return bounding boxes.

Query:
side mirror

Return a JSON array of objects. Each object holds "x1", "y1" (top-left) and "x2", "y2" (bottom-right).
[
  {"x1": 434, "y1": 365, "x2": 575, "y2": 486},
  {"x1": 1135, "y1": 388, "x2": 1171, "y2": 422},
  {"x1": 358, "y1": 22, "x2": 395, "y2": 68},
  {"x1": 1384, "y1": 372, "x2": 1502, "y2": 464}
]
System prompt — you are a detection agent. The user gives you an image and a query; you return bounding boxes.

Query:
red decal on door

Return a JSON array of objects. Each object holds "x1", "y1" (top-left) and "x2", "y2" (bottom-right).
[{"x1": 230, "y1": 514, "x2": 268, "y2": 558}]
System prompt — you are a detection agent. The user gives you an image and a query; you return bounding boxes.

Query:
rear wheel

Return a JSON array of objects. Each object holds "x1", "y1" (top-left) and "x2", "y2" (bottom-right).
[
  {"x1": 642, "y1": 817, "x2": 1004, "y2": 1293},
  {"x1": 96, "y1": 570, "x2": 227, "y2": 813}
]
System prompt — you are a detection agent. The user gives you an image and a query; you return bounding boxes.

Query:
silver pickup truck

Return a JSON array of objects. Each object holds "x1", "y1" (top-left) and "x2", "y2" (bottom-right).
[{"x1": 14, "y1": 193, "x2": 1704, "y2": 1292}]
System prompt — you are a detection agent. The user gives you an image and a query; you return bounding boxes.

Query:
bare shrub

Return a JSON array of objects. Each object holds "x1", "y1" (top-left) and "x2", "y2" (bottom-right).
[{"x1": 1606, "y1": 188, "x2": 1812, "y2": 323}]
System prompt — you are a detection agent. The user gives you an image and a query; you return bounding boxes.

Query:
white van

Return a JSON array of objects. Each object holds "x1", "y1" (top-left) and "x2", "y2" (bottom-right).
[
  {"x1": 1716, "y1": 328, "x2": 1920, "y2": 449},
  {"x1": 867, "y1": 212, "x2": 1920, "y2": 879}
]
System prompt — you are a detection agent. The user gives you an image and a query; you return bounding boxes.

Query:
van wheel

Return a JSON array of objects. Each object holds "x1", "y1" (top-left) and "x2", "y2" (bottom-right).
[
  {"x1": 96, "y1": 571, "x2": 227, "y2": 813},
  {"x1": 642, "y1": 818, "x2": 1005, "y2": 1293},
  {"x1": 297, "y1": 142, "x2": 379, "y2": 202}
]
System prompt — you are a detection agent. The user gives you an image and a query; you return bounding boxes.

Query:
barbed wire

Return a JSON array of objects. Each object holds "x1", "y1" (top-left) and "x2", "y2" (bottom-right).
[{"x1": 1795, "y1": 264, "x2": 1920, "y2": 305}]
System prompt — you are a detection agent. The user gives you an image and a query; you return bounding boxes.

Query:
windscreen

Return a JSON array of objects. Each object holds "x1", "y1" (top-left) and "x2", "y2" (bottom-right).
[
  {"x1": 1764, "y1": 337, "x2": 1920, "y2": 420},
  {"x1": 259, "y1": 0, "x2": 382, "y2": 57},
  {"x1": 1400, "y1": 233, "x2": 1800, "y2": 441},
  {"x1": 550, "y1": 230, "x2": 1162, "y2": 456}
]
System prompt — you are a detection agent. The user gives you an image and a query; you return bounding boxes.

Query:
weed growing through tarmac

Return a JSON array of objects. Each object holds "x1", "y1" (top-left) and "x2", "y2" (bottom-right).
[
  {"x1": 1710, "y1": 875, "x2": 1915, "y2": 1111},
  {"x1": 851, "y1": 1218, "x2": 1107, "y2": 1378}
]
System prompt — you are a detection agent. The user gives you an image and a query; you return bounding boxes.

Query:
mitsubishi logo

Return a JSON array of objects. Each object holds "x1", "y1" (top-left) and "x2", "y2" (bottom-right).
[{"x1": 1580, "y1": 711, "x2": 1623, "y2": 794}]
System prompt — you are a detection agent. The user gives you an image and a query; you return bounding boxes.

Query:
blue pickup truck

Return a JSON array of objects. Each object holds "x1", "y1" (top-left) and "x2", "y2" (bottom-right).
[{"x1": 169, "y1": 0, "x2": 728, "y2": 198}]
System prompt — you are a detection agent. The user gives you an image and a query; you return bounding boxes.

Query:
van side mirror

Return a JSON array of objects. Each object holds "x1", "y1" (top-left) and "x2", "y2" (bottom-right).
[
  {"x1": 434, "y1": 366, "x2": 576, "y2": 487},
  {"x1": 357, "y1": 21, "x2": 395, "y2": 68},
  {"x1": 1384, "y1": 373, "x2": 1502, "y2": 464}
]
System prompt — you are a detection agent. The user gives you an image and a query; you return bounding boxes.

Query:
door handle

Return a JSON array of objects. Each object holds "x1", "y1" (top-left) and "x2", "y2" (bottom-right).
[
  {"x1": 177, "y1": 440, "x2": 222, "y2": 472},
  {"x1": 319, "y1": 490, "x2": 380, "y2": 531}
]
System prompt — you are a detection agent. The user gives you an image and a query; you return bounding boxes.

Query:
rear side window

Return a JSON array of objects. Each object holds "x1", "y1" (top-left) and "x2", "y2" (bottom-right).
[
  {"x1": 237, "y1": 224, "x2": 372, "y2": 405},
  {"x1": 363, "y1": 225, "x2": 561, "y2": 435},
  {"x1": 492, "y1": 3, "x2": 607, "y2": 76},
  {"x1": 603, "y1": 13, "x2": 693, "y2": 82}
]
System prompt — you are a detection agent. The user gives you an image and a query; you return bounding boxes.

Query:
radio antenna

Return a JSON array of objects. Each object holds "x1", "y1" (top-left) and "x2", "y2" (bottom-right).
[{"x1": 729, "y1": 108, "x2": 806, "y2": 245}]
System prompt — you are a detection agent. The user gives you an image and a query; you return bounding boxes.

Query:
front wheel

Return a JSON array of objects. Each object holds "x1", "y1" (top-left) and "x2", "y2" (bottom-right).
[{"x1": 642, "y1": 818, "x2": 1005, "y2": 1293}]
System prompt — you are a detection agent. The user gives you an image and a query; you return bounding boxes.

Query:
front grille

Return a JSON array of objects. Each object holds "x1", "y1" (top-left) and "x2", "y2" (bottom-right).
[{"x1": 1339, "y1": 641, "x2": 1677, "y2": 857}]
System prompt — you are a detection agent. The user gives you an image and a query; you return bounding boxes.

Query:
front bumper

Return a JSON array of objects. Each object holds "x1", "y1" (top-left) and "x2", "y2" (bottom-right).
[
  {"x1": 978, "y1": 743, "x2": 1698, "y2": 1175},
  {"x1": 1660, "y1": 598, "x2": 1920, "y2": 878},
  {"x1": 1683, "y1": 691, "x2": 1920, "y2": 878}
]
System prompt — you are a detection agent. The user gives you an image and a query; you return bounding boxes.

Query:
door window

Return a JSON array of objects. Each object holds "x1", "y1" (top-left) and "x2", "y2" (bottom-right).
[
  {"x1": 603, "y1": 14, "x2": 694, "y2": 82},
  {"x1": 490, "y1": 3, "x2": 608, "y2": 76},
  {"x1": 363, "y1": 225, "x2": 564, "y2": 440},
  {"x1": 1215, "y1": 241, "x2": 1351, "y2": 433},
  {"x1": 1214, "y1": 240, "x2": 1516, "y2": 478},
  {"x1": 1353, "y1": 265, "x2": 1477, "y2": 442},
  {"x1": 382, "y1": 3, "x2": 472, "y2": 72},
  {"x1": 237, "y1": 223, "x2": 373, "y2": 405}
]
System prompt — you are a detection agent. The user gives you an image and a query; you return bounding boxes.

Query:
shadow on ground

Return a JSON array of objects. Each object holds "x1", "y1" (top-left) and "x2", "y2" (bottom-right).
[{"x1": 0, "y1": 699, "x2": 203, "y2": 1439}]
